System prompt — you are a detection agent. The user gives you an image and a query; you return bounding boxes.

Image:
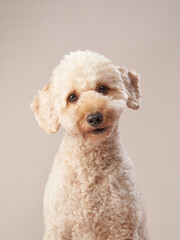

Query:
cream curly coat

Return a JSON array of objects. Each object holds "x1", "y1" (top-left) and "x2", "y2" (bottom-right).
[{"x1": 31, "y1": 50, "x2": 149, "y2": 240}]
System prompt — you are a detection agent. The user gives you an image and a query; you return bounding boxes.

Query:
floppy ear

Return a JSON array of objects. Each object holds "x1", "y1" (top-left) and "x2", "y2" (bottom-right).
[
  {"x1": 117, "y1": 66, "x2": 141, "y2": 110},
  {"x1": 30, "y1": 80, "x2": 60, "y2": 134}
]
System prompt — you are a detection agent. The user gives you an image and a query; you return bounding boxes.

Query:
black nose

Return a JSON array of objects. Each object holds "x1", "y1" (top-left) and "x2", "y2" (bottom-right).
[{"x1": 87, "y1": 112, "x2": 103, "y2": 127}]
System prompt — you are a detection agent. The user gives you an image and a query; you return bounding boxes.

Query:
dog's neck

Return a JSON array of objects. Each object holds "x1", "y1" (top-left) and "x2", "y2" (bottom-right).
[{"x1": 56, "y1": 123, "x2": 129, "y2": 172}]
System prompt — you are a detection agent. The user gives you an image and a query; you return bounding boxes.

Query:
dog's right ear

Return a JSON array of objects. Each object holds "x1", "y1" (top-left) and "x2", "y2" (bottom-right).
[{"x1": 30, "y1": 80, "x2": 60, "y2": 134}]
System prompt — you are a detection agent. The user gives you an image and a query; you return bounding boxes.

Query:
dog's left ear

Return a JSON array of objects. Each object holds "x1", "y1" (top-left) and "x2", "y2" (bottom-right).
[
  {"x1": 117, "y1": 66, "x2": 141, "y2": 110},
  {"x1": 30, "y1": 79, "x2": 60, "y2": 134}
]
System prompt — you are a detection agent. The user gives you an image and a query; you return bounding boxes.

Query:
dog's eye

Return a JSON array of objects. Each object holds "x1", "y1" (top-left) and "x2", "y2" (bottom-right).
[
  {"x1": 68, "y1": 93, "x2": 78, "y2": 103},
  {"x1": 98, "y1": 86, "x2": 109, "y2": 95}
]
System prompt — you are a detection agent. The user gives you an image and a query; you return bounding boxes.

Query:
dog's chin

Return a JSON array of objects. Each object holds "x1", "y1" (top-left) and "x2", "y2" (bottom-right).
[{"x1": 83, "y1": 126, "x2": 113, "y2": 143}]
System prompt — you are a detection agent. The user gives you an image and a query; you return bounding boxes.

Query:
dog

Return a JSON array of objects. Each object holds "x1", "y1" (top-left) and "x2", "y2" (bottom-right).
[{"x1": 31, "y1": 50, "x2": 149, "y2": 240}]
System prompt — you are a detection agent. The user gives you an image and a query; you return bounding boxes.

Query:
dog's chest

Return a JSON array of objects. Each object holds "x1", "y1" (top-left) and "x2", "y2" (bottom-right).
[
  {"x1": 62, "y1": 171, "x2": 138, "y2": 239},
  {"x1": 52, "y1": 164, "x2": 138, "y2": 221},
  {"x1": 44, "y1": 154, "x2": 141, "y2": 239}
]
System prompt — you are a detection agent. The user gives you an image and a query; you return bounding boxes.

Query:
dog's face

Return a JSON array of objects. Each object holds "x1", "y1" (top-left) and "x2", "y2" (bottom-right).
[{"x1": 31, "y1": 51, "x2": 141, "y2": 143}]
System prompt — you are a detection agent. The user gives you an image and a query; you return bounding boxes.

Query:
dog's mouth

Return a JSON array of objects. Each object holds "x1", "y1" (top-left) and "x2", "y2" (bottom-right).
[
  {"x1": 90, "y1": 127, "x2": 109, "y2": 135},
  {"x1": 83, "y1": 124, "x2": 114, "y2": 142}
]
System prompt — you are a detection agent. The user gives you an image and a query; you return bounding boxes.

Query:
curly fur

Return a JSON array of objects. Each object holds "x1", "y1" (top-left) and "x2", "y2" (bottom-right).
[{"x1": 31, "y1": 50, "x2": 149, "y2": 240}]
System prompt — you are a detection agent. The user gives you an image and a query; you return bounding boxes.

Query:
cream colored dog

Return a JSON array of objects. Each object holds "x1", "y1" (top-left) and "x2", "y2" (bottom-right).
[{"x1": 31, "y1": 50, "x2": 149, "y2": 240}]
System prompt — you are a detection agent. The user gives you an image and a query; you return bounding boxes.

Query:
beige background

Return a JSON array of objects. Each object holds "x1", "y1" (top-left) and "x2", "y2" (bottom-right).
[{"x1": 0, "y1": 0, "x2": 179, "y2": 239}]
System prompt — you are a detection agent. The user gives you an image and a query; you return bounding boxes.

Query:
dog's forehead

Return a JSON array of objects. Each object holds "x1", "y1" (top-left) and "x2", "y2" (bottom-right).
[
  {"x1": 54, "y1": 66, "x2": 120, "y2": 96},
  {"x1": 53, "y1": 55, "x2": 120, "y2": 93}
]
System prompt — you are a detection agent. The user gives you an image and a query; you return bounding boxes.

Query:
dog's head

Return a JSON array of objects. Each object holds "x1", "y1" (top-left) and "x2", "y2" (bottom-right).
[{"x1": 31, "y1": 50, "x2": 141, "y2": 143}]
